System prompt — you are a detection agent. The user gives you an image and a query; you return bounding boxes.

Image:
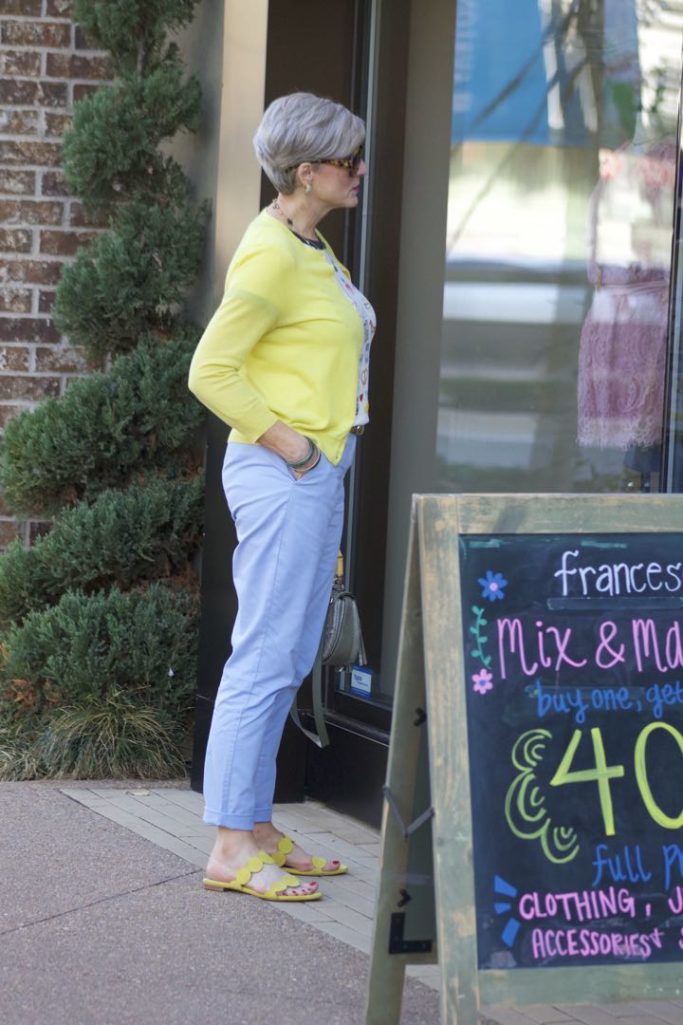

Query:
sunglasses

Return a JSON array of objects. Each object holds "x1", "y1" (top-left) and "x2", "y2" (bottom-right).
[
  {"x1": 288, "y1": 146, "x2": 364, "y2": 177},
  {"x1": 317, "y1": 145, "x2": 364, "y2": 176}
]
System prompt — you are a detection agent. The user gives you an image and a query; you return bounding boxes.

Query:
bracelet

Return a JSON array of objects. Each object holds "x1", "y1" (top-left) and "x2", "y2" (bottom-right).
[
  {"x1": 305, "y1": 449, "x2": 322, "y2": 472},
  {"x1": 286, "y1": 437, "x2": 317, "y2": 469}
]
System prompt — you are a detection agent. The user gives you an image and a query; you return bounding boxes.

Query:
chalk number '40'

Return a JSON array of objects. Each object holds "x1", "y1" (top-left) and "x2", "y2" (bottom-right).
[{"x1": 550, "y1": 724, "x2": 683, "y2": 835}]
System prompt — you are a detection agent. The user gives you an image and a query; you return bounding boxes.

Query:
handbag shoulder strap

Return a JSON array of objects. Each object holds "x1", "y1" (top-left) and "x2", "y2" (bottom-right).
[
  {"x1": 289, "y1": 647, "x2": 330, "y2": 748},
  {"x1": 289, "y1": 549, "x2": 345, "y2": 748}
]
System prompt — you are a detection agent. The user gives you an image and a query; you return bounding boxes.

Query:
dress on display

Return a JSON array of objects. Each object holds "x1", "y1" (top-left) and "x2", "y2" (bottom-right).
[{"x1": 577, "y1": 141, "x2": 675, "y2": 466}]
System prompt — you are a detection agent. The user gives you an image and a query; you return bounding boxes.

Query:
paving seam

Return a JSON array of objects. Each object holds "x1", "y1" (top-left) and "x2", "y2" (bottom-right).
[{"x1": 0, "y1": 866, "x2": 200, "y2": 939}]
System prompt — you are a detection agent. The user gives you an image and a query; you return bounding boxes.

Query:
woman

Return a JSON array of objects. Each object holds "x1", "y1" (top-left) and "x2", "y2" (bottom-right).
[{"x1": 188, "y1": 92, "x2": 375, "y2": 902}]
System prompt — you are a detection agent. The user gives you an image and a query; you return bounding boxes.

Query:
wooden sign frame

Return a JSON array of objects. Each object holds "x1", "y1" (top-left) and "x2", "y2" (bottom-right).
[{"x1": 366, "y1": 493, "x2": 683, "y2": 1025}]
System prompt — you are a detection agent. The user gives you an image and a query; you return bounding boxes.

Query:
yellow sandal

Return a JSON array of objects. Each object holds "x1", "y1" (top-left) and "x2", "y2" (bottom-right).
[
  {"x1": 271, "y1": 835, "x2": 348, "y2": 876},
  {"x1": 203, "y1": 851, "x2": 321, "y2": 901}
]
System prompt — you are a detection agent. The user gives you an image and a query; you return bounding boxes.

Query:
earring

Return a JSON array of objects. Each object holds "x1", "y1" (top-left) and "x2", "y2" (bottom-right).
[{"x1": 304, "y1": 183, "x2": 312, "y2": 194}]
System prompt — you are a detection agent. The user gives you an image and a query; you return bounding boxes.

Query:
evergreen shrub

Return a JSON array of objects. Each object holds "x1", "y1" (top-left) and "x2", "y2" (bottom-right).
[
  {"x1": 0, "y1": 334, "x2": 203, "y2": 516},
  {"x1": 54, "y1": 185, "x2": 208, "y2": 358},
  {"x1": 74, "y1": 0, "x2": 201, "y2": 76},
  {"x1": 0, "y1": 584, "x2": 198, "y2": 721},
  {"x1": 63, "y1": 59, "x2": 201, "y2": 206},
  {"x1": 0, "y1": 477, "x2": 204, "y2": 626},
  {"x1": 0, "y1": 0, "x2": 208, "y2": 780}
]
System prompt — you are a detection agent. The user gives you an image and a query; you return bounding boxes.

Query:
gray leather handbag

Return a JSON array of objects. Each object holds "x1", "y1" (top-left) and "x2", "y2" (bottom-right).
[{"x1": 321, "y1": 577, "x2": 367, "y2": 667}]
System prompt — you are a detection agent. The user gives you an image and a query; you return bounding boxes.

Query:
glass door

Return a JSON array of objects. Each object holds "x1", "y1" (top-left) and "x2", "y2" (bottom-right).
[
  {"x1": 440, "y1": 0, "x2": 683, "y2": 496},
  {"x1": 381, "y1": 0, "x2": 683, "y2": 697}
]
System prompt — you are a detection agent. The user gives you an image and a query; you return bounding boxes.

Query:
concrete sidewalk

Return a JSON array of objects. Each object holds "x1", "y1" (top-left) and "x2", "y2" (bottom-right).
[
  {"x1": 3, "y1": 781, "x2": 683, "y2": 1025},
  {"x1": 0, "y1": 781, "x2": 437, "y2": 1025}
]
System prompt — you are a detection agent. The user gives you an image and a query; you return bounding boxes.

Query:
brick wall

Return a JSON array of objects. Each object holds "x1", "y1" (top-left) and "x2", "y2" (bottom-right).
[{"x1": 0, "y1": 0, "x2": 112, "y2": 546}]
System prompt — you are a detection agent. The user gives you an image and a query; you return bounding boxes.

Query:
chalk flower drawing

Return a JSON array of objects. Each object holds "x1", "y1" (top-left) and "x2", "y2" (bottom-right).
[
  {"x1": 472, "y1": 668, "x2": 494, "y2": 694},
  {"x1": 469, "y1": 605, "x2": 491, "y2": 667},
  {"x1": 478, "y1": 570, "x2": 508, "y2": 601}
]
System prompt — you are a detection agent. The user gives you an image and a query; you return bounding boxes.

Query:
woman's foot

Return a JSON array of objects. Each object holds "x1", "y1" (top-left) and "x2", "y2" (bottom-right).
[
  {"x1": 205, "y1": 828, "x2": 319, "y2": 898},
  {"x1": 253, "y1": 821, "x2": 346, "y2": 875}
]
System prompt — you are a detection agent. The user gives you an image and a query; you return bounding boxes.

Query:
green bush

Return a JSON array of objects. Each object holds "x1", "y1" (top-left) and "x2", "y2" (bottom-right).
[
  {"x1": 63, "y1": 61, "x2": 201, "y2": 207},
  {"x1": 0, "y1": 719, "x2": 44, "y2": 782},
  {"x1": 54, "y1": 186, "x2": 209, "y2": 358},
  {"x1": 0, "y1": 334, "x2": 203, "y2": 516},
  {"x1": 74, "y1": 0, "x2": 201, "y2": 76},
  {"x1": 0, "y1": 583, "x2": 198, "y2": 720},
  {"x1": 0, "y1": 698, "x2": 187, "y2": 780},
  {"x1": 32, "y1": 697, "x2": 187, "y2": 779},
  {"x1": 0, "y1": 477, "x2": 204, "y2": 626},
  {"x1": 0, "y1": 0, "x2": 208, "y2": 782}
]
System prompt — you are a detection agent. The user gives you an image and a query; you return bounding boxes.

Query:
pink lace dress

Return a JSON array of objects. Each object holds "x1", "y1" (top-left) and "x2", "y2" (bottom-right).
[
  {"x1": 577, "y1": 145, "x2": 675, "y2": 455},
  {"x1": 577, "y1": 260, "x2": 669, "y2": 452}
]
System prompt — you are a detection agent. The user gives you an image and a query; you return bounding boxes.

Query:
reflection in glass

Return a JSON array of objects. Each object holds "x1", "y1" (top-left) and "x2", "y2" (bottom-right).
[
  {"x1": 439, "y1": 0, "x2": 682, "y2": 494},
  {"x1": 577, "y1": 141, "x2": 676, "y2": 482}
]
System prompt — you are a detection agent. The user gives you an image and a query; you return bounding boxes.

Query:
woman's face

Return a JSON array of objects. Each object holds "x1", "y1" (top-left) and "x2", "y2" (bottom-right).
[{"x1": 307, "y1": 148, "x2": 368, "y2": 212}]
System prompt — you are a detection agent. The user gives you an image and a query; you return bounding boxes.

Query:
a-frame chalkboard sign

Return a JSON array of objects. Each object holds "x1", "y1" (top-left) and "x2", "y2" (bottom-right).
[{"x1": 366, "y1": 494, "x2": 683, "y2": 1025}]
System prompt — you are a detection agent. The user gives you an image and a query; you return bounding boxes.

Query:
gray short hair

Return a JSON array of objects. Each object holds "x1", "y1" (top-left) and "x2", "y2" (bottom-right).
[{"x1": 253, "y1": 92, "x2": 365, "y2": 195}]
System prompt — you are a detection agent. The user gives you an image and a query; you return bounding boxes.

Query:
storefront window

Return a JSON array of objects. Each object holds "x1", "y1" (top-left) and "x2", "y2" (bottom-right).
[{"x1": 439, "y1": 0, "x2": 683, "y2": 494}]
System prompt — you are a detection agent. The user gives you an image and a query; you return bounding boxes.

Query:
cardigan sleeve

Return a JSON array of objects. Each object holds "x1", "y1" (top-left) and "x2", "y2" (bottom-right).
[{"x1": 187, "y1": 242, "x2": 294, "y2": 441}]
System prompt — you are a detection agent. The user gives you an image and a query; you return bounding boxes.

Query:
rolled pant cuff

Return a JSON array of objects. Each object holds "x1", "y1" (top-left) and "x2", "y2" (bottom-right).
[{"x1": 203, "y1": 809, "x2": 256, "y2": 830}]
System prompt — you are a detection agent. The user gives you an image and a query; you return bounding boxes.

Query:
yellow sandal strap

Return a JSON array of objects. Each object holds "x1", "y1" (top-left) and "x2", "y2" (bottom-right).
[
  {"x1": 272, "y1": 835, "x2": 295, "y2": 867},
  {"x1": 265, "y1": 872, "x2": 299, "y2": 898},
  {"x1": 232, "y1": 851, "x2": 274, "y2": 887},
  {"x1": 272, "y1": 838, "x2": 338, "y2": 872}
]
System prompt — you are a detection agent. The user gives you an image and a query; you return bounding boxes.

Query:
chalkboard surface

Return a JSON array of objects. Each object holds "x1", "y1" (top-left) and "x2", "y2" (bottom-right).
[{"x1": 460, "y1": 532, "x2": 683, "y2": 970}]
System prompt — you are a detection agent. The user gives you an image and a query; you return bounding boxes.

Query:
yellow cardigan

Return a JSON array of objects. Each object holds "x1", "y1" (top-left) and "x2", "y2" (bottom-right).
[{"x1": 188, "y1": 209, "x2": 363, "y2": 466}]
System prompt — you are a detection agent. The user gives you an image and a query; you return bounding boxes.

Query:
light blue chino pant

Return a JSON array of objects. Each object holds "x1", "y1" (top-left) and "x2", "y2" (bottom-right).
[{"x1": 202, "y1": 434, "x2": 356, "y2": 828}]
